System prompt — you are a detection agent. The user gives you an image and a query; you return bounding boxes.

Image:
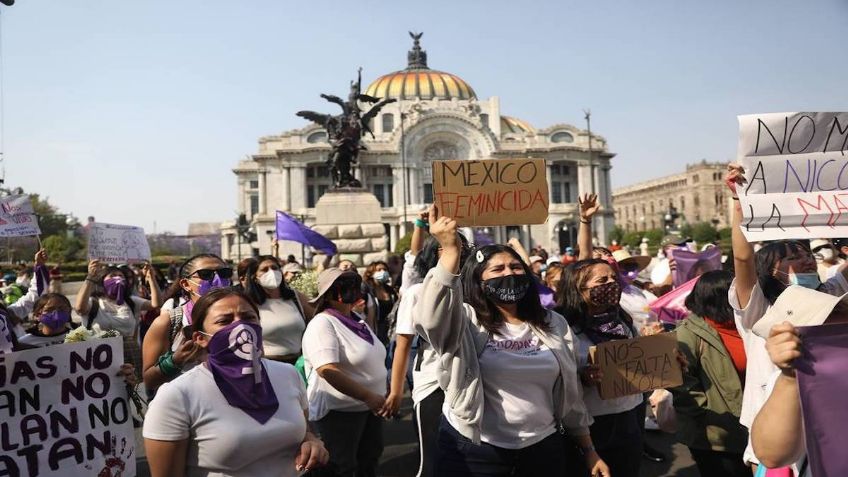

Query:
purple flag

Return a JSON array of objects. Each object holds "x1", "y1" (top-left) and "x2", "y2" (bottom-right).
[
  {"x1": 275, "y1": 211, "x2": 337, "y2": 256},
  {"x1": 34, "y1": 263, "x2": 49, "y2": 296},
  {"x1": 796, "y1": 322, "x2": 848, "y2": 477},
  {"x1": 669, "y1": 246, "x2": 722, "y2": 288}
]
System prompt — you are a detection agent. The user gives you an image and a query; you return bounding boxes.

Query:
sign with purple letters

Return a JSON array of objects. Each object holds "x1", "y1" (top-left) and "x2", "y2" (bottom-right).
[
  {"x1": 0, "y1": 337, "x2": 135, "y2": 476},
  {"x1": 87, "y1": 222, "x2": 151, "y2": 263},
  {"x1": 0, "y1": 194, "x2": 41, "y2": 238},
  {"x1": 796, "y1": 323, "x2": 848, "y2": 477}
]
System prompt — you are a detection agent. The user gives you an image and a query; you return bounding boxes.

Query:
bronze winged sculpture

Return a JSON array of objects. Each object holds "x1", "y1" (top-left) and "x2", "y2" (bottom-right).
[{"x1": 297, "y1": 68, "x2": 396, "y2": 188}]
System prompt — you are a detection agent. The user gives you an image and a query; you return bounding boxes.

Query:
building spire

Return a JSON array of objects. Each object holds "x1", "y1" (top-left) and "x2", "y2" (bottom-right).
[{"x1": 407, "y1": 31, "x2": 428, "y2": 69}]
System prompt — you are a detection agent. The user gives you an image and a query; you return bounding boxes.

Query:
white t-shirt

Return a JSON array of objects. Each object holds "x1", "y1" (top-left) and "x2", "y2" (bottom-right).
[
  {"x1": 650, "y1": 258, "x2": 671, "y2": 286},
  {"x1": 302, "y1": 312, "x2": 387, "y2": 420},
  {"x1": 84, "y1": 296, "x2": 148, "y2": 337},
  {"x1": 143, "y1": 360, "x2": 307, "y2": 477},
  {"x1": 258, "y1": 298, "x2": 305, "y2": 356},
  {"x1": 400, "y1": 251, "x2": 422, "y2": 294},
  {"x1": 619, "y1": 284, "x2": 657, "y2": 333},
  {"x1": 474, "y1": 321, "x2": 559, "y2": 449},
  {"x1": 394, "y1": 282, "x2": 440, "y2": 404},
  {"x1": 574, "y1": 329, "x2": 643, "y2": 417},
  {"x1": 729, "y1": 273, "x2": 848, "y2": 464}
]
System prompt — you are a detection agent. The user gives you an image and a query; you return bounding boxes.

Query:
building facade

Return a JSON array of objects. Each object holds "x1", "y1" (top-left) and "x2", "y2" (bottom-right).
[
  {"x1": 222, "y1": 36, "x2": 616, "y2": 262},
  {"x1": 612, "y1": 161, "x2": 732, "y2": 232}
]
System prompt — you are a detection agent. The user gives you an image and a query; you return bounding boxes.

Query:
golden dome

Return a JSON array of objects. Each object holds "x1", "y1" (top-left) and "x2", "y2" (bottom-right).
[
  {"x1": 500, "y1": 116, "x2": 535, "y2": 134},
  {"x1": 365, "y1": 70, "x2": 477, "y2": 101},
  {"x1": 364, "y1": 32, "x2": 477, "y2": 101}
]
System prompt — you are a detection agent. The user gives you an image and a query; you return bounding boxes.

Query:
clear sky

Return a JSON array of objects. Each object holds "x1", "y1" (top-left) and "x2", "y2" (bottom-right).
[{"x1": 3, "y1": 0, "x2": 847, "y2": 233}]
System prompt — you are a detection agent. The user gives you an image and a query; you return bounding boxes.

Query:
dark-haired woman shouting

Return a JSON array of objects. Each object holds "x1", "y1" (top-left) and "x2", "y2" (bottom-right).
[{"x1": 416, "y1": 206, "x2": 609, "y2": 477}]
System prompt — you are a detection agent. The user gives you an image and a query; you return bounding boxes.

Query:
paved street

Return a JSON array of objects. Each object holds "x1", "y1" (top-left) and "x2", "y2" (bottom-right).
[{"x1": 136, "y1": 396, "x2": 698, "y2": 477}]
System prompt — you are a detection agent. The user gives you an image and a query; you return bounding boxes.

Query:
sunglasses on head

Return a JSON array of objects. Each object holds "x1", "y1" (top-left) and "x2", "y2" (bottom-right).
[{"x1": 191, "y1": 267, "x2": 234, "y2": 281}]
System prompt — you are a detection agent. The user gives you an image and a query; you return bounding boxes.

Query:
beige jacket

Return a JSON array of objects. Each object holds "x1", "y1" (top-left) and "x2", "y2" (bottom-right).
[{"x1": 414, "y1": 264, "x2": 592, "y2": 444}]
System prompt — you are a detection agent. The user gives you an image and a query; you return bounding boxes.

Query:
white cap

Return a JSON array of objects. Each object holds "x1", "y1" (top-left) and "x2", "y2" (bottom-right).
[{"x1": 753, "y1": 286, "x2": 848, "y2": 338}]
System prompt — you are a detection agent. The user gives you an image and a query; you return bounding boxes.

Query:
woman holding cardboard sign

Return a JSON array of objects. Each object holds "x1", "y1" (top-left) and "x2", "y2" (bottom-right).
[{"x1": 415, "y1": 204, "x2": 609, "y2": 477}]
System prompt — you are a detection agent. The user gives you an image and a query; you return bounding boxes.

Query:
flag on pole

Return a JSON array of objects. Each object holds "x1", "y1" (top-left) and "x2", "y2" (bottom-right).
[{"x1": 275, "y1": 211, "x2": 337, "y2": 256}]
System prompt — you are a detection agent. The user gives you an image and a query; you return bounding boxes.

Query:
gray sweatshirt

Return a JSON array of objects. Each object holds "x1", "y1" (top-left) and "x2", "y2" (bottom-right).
[{"x1": 414, "y1": 264, "x2": 592, "y2": 444}]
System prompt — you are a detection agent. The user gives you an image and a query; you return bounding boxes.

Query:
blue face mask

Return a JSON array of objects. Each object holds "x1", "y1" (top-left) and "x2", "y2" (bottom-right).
[{"x1": 788, "y1": 272, "x2": 821, "y2": 290}]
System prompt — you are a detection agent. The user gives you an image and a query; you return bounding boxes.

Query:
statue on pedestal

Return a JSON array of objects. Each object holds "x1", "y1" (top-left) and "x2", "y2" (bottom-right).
[{"x1": 297, "y1": 68, "x2": 396, "y2": 188}]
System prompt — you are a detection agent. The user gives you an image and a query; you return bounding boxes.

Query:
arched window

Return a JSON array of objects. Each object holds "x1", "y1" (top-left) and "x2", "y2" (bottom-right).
[
  {"x1": 382, "y1": 114, "x2": 394, "y2": 133},
  {"x1": 551, "y1": 131, "x2": 574, "y2": 143},
  {"x1": 306, "y1": 131, "x2": 327, "y2": 144}
]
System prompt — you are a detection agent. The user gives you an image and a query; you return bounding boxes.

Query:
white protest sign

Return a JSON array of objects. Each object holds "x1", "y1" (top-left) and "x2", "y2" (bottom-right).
[
  {"x1": 737, "y1": 112, "x2": 848, "y2": 240},
  {"x1": 88, "y1": 222, "x2": 151, "y2": 263},
  {"x1": 0, "y1": 337, "x2": 136, "y2": 477},
  {"x1": 0, "y1": 194, "x2": 41, "y2": 238}
]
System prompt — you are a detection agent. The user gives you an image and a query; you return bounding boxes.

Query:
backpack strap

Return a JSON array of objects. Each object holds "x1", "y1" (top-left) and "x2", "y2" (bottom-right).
[
  {"x1": 167, "y1": 305, "x2": 184, "y2": 346},
  {"x1": 85, "y1": 299, "x2": 100, "y2": 330}
]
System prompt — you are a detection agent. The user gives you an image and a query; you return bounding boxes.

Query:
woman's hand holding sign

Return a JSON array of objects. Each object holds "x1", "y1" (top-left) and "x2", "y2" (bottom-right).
[{"x1": 428, "y1": 204, "x2": 461, "y2": 275}]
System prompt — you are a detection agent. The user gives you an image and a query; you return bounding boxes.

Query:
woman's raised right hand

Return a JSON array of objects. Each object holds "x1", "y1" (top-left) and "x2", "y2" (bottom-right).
[
  {"x1": 427, "y1": 204, "x2": 458, "y2": 251},
  {"x1": 87, "y1": 259, "x2": 103, "y2": 279},
  {"x1": 766, "y1": 321, "x2": 802, "y2": 377}
]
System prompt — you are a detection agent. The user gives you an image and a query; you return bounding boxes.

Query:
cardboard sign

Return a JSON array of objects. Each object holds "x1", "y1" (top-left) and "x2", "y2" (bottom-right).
[
  {"x1": 88, "y1": 222, "x2": 151, "y2": 263},
  {"x1": 590, "y1": 332, "x2": 683, "y2": 400},
  {"x1": 432, "y1": 158, "x2": 549, "y2": 226},
  {"x1": 0, "y1": 194, "x2": 41, "y2": 238},
  {"x1": 0, "y1": 337, "x2": 136, "y2": 477},
  {"x1": 737, "y1": 112, "x2": 848, "y2": 240}
]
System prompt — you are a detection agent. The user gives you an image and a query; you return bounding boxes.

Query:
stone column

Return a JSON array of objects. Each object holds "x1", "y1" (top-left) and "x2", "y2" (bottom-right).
[
  {"x1": 594, "y1": 166, "x2": 606, "y2": 208},
  {"x1": 390, "y1": 224, "x2": 399, "y2": 253},
  {"x1": 258, "y1": 170, "x2": 267, "y2": 215},
  {"x1": 577, "y1": 161, "x2": 593, "y2": 197},
  {"x1": 290, "y1": 164, "x2": 307, "y2": 212},
  {"x1": 409, "y1": 167, "x2": 420, "y2": 205},
  {"x1": 237, "y1": 179, "x2": 246, "y2": 215},
  {"x1": 546, "y1": 163, "x2": 554, "y2": 204},
  {"x1": 392, "y1": 165, "x2": 405, "y2": 216},
  {"x1": 281, "y1": 166, "x2": 291, "y2": 211}
]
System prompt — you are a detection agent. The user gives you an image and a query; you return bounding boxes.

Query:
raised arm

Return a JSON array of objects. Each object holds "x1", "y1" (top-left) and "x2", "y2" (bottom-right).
[
  {"x1": 410, "y1": 209, "x2": 429, "y2": 257},
  {"x1": 75, "y1": 260, "x2": 102, "y2": 316},
  {"x1": 414, "y1": 204, "x2": 465, "y2": 354},
  {"x1": 143, "y1": 263, "x2": 163, "y2": 310},
  {"x1": 577, "y1": 193, "x2": 600, "y2": 261},
  {"x1": 727, "y1": 164, "x2": 757, "y2": 308}
]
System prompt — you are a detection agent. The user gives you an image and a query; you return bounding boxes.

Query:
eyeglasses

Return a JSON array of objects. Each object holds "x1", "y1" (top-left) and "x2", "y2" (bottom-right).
[{"x1": 191, "y1": 267, "x2": 234, "y2": 281}]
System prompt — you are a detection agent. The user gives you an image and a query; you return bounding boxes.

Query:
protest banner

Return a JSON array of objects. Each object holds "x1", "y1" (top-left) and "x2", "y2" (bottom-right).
[
  {"x1": 590, "y1": 332, "x2": 683, "y2": 400},
  {"x1": 0, "y1": 337, "x2": 136, "y2": 477},
  {"x1": 737, "y1": 112, "x2": 848, "y2": 241},
  {"x1": 0, "y1": 194, "x2": 41, "y2": 238},
  {"x1": 88, "y1": 222, "x2": 151, "y2": 263},
  {"x1": 669, "y1": 246, "x2": 722, "y2": 288},
  {"x1": 796, "y1": 323, "x2": 848, "y2": 477},
  {"x1": 432, "y1": 158, "x2": 549, "y2": 226}
]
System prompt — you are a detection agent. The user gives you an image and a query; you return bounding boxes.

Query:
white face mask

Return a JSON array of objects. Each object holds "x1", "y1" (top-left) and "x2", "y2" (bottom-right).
[{"x1": 258, "y1": 269, "x2": 283, "y2": 290}]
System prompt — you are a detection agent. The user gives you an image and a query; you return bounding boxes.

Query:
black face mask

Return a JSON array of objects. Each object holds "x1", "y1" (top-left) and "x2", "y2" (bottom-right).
[
  {"x1": 482, "y1": 274, "x2": 532, "y2": 304},
  {"x1": 333, "y1": 277, "x2": 362, "y2": 304}
]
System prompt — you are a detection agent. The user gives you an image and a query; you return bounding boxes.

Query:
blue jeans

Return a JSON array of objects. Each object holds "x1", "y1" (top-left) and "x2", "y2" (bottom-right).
[{"x1": 436, "y1": 415, "x2": 567, "y2": 477}]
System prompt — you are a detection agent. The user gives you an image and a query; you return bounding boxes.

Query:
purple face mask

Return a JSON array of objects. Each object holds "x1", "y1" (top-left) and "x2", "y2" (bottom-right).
[
  {"x1": 40, "y1": 310, "x2": 71, "y2": 330},
  {"x1": 103, "y1": 276, "x2": 126, "y2": 305},
  {"x1": 193, "y1": 274, "x2": 231, "y2": 296},
  {"x1": 203, "y1": 321, "x2": 278, "y2": 424},
  {"x1": 620, "y1": 267, "x2": 640, "y2": 285}
]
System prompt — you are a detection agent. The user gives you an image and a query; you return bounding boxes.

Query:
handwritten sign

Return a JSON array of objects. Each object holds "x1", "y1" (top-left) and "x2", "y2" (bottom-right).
[
  {"x1": 0, "y1": 337, "x2": 136, "y2": 477},
  {"x1": 432, "y1": 158, "x2": 549, "y2": 226},
  {"x1": 0, "y1": 194, "x2": 41, "y2": 238},
  {"x1": 738, "y1": 112, "x2": 848, "y2": 240},
  {"x1": 590, "y1": 332, "x2": 683, "y2": 400},
  {"x1": 88, "y1": 222, "x2": 151, "y2": 263}
]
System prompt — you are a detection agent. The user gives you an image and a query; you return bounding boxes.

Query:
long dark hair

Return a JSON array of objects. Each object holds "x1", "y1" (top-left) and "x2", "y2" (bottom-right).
[
  {"x1": 244, "y1": 255, "x2": 296, "y2": 305},
  {"x1": 413, "y1": 234, "x2": 472, "y2": 281},
  {"x1": 461, "y1": 244, "x2": 549, "y2": 335},
  {"x1": 91, "y1": 266, "x2": 136, "y2": 314},
  {"x1": 191, "y1": 288, "x2": 259, "y2": 333},
  {"x1": 312, "y1": 272, "x2": 363, "y2": 314},
  {"x1": 755, "y1": 240, "x2": 813, "y2": 305},
  {"x1": 556, "y1": 259, "x2": 632, "y2": 332},
  {"x1": 685, "y1": 270, "x2": 734, "y2": 323}
]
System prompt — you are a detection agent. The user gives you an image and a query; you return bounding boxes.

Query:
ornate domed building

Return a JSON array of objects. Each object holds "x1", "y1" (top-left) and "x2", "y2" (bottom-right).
[{"x1": 222, "y1": 34, "x2": 615, "y2": 262}]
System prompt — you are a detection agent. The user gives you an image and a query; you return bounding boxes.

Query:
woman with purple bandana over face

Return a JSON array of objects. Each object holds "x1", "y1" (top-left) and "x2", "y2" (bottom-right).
[
  {"x1": 144, "y1": 288, "x2": 329, "y2": 477},
  {"x1": 142, "y1": 254, "x2": 232, "y2": 391},
  {"x1": 18, "y1": 293, "x2": 75, "y2": 347},
  {"x1": 75, "y1": 260, "x2": 162, "y2": 380},
  {"x1": 302, "y1": 268, "x2": 388, "y2": 477}
]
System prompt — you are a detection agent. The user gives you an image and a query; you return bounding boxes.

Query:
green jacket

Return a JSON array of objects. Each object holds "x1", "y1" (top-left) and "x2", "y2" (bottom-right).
[{"x1": 670, "y1": 314, "x2": 748, "y2": 453}]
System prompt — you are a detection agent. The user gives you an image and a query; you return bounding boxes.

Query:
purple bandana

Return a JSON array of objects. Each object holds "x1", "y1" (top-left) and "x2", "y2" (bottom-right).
[
  {"x1": 184, "y1": 300, "x2": 195, "y2": 325},
  {"x1": 584, "y1": 310, "x2": 631, "y2": 344},
  {"x1": 34, "y1": 264, "x2": 50, "y2": 296},
  {"x1": 196, "y1": 274, "x2": 231, "y2": 295},
  {"x1": 205, "y1": 321, "x2": 278, "y2": 424},
  {"x1": 41, "y1": 310, "x2": 71, "y2": 330},
  {"x1": 103, "y1": 276, "x2": 126, "y2": 305},
  {"x1": 324, "y1": 308, "x2": 374, "y2": 345}
]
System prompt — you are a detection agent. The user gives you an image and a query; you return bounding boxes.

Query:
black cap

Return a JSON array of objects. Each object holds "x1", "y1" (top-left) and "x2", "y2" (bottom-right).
[{"x1": 832, "y1": 238, "x2": 848, "y2": 250}]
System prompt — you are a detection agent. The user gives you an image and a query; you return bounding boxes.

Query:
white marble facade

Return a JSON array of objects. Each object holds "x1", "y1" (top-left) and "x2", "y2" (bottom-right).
[{"x1": 222, "y1": 37, "x2": 615, "y2": 262}]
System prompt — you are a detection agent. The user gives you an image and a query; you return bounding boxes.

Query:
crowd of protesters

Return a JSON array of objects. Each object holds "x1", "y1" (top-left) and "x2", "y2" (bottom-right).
[{"x1": 1, "y1": 165, "x2": 846, "y2": 476}]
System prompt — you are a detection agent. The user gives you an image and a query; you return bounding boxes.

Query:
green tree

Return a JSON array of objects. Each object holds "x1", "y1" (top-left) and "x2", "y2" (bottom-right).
[
  {"x1": 29, "y1": 193, "x2": 79, "y2": 237},
  {"x1": 42, "y1": 235, "x2": 85, "y2": 263},
  {"x1": 394, "y1": 232, "x2": 413, "y2": 255},
  {"x1": 690, "y1": 222, "x2": 719, "y2": 244},
  {"x1": 608, "y1": 226, "x2": 626, "y2": 244}
]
